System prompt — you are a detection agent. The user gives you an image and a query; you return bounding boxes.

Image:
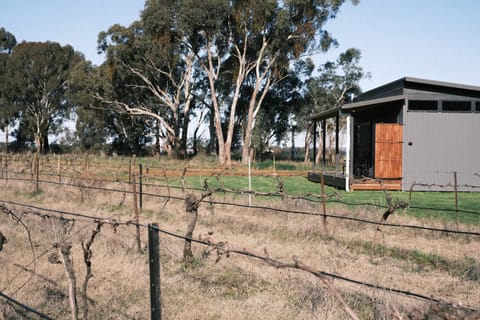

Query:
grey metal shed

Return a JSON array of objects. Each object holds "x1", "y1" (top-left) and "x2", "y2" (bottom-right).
[{"x1": 307, "y1": 77, "x2": 480, "y2": 191}]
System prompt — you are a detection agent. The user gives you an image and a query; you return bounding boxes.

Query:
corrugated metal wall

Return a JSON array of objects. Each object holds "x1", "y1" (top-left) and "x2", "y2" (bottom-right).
[{"x1": 403, "y1": 112, "x2": 480, "y2": 191}]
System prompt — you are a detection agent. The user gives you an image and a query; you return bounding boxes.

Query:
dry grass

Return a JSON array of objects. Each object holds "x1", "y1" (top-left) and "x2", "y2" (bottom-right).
[{"x1": 0, "y1": 160, "x2": 479, "y2": 319}]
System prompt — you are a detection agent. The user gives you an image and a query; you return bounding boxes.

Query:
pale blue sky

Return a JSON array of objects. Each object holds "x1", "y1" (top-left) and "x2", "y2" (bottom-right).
[
  {"x1": 1, "y1": 0, "x2": 479, "y2": 92},
  {"x1": 0, "y1": 1, "x2": 144, "y2": 65},
  {"x1": 319, "y1": 0, "x2": 480, "y2": 90}
]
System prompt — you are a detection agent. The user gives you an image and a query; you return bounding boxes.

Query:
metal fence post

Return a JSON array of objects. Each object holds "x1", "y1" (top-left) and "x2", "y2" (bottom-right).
[{"x1": 148, "y1": 223, "x2": 162, "y2": 320}]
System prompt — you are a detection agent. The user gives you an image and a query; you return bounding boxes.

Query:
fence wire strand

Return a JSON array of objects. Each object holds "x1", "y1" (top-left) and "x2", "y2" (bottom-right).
[
  {"x1": 0, "y1": 291, "x2": 54, "y2": 320},
  {"x1": 0, "y1": 200, "x2": 478, "y2": 312}
]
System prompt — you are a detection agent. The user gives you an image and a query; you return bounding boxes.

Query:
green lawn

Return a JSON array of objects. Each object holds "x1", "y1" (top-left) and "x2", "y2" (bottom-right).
[
  {"x1": 183, "y1": 175, "x2": 480, "y2": 226},
  {"x1": 86, "y1": 156, "x2": 479, "y2": 226}
]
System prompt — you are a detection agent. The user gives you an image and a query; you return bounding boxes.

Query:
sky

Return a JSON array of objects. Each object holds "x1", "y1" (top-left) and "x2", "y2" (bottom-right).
[
  {"x1": 1, "y1": 1, "x2": 479, "y2": 145},
  {"x1": 1, "y1": 0, "x2": 479, "y2": 92},
  {"x1": 0, "y1": 0, "x2": 145, "y2": 66},
  {"x1": 319, "y1": 0, "x2": 480, "y2": 90}
]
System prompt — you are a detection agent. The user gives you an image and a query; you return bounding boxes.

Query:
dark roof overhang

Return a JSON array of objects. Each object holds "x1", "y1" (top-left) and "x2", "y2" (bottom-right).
[
  {"x1": 304, "y1": 95, "x2": 405, "y2": 122},
  {"x1": 304, "y1": 106, "x2": 342, "y2": 121},
  {"x1": 342, "y1": 94, "x2": 405, "y2": 111},
  {"x1": 403, "y1": 77, "x2": 480, "y2": 92}
]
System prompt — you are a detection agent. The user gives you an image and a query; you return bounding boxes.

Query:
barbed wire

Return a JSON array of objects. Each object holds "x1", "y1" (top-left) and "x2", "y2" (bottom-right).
[
  {"x1": 10, "y1": 167, "x2": 480, "y2": 192},
  {"x1": 5, "y1": 175, "x2": 480, "y2": 218},
  {"x1": 146, "y1": 223, "x2": 476, "y2": 310},
  {"x1": 409, "y1": 181, "x2": 480, "y2": 190},
  {"x1": 404, "y1": 169, "x2": 480, "y2": 177},
  {"x1": 1, "y1": 200, "x2": 478, "y2": 314},
  {"x1": 0, "y1": 291, "x2": 54, "y2": 320},
  {"x1": 2, "y1": 178, "x2": 480, "y2": 237}
]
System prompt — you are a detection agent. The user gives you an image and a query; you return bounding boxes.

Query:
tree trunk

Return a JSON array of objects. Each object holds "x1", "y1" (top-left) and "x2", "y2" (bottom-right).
[
  {"x1": 183, "y1": 194, "x2": 199, "y2": 263},
  {"x1": 213, "y1": 106, "x2": 226, "y2": 165},
  {"x1": 225, "y1": 45, "x2": 248, "y2": 167},
  {"x1": 163, "y1": 137, "x2": 173, "y2": 157},
  {"x1": 304, "y1": 125, "x2": 312, "y2": 164},
  {"x1": 207, "y1": 107, "x2": 216, "y2": 156},
  {"x1": 58, "y1": 242, "x2": 78, "y2": 320},
  {"x1": 241, "y1": 111, "x2": 254, "y2": 165},
  {"x1": 205, "y1": 44, "x2": 226, "y2": 165},
  {"x1": 180, "y1": 106, "x2": 191, "y2": 159},
  {"x1": 42, "y1": 133, "x2": 49, "y2": 154},
  {"x1": 316, "y1": 138, "x2": 323, "y2": 166},
  {"x1": 155, "y1": 120, "x2": 161, "y2": 156},
  {"x1": 241, "y1": 81, "x2": 262, "y2": 165}
]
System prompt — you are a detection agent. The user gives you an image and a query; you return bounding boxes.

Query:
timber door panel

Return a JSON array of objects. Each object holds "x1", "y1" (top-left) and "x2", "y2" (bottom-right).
[{"x1": 374, "y1": 123, "x2": 403, "y2": 179}]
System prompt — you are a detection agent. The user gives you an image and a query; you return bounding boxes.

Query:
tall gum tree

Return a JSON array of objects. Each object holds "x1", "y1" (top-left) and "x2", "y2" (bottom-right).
[
  {"x1": 231, "y1": 0, "x2": 359, "y2": 164},
  {"x1": 97, "y1": 2, "x2": 199, "y2": 158},
  {"x1": 300, "y1": 47, "x2": 368, "y2": 164},
  {"x1": 176, "y1": 0, "x2": 231, "y2": 164},
  {"x1": 96, "y1": 0, "x2": 358, "y2": 164},
  {"x1": 191, "y1": 0, "x2": 358, "y2": 165},
  {"x1": 5, "y1": 41, "x2": 82, "y2": 153},
  {"x1": 68, "y1": 60, "x2": 113, "y2": 152},
  {"x1": 0, "y1": 28, "x2": 17, "y2": 137}
]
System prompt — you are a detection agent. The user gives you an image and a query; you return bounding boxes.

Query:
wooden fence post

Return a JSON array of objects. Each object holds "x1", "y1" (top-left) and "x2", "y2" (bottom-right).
[
  {"x1": 248, "y1": 156, "x2": 252, "y2": 206},
  {"x1": 34, "y1": 153, "x2": 40, "y2": 193},
  {"x1": 57, "y1": 155, "x2": 61, "y2": 183},
  {"x1": 128, "y1": 159, "x2": 132, "y2": 184},
  {"x1": 4, "y1": 125, "x2": 8, "y2": 182},
  {"x1": 409, "y1": 181, "x2": 416, "y2": 202},
  {"x1": 320, "y1": 170, "x2": 327, "y2": 230},
  {"x1": 131, "y1": 155, "x2": 141, "y2": 253},
  {"x1": 148, "y1": 223, "x2": 162, "y2": 320}
]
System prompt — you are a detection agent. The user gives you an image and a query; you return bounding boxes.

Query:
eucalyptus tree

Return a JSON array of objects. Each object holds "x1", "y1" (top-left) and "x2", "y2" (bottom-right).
[
  {"x1": 0, "y1": 27, "x2": 17, "y2": 54},
  {"x1": 97, "y1": 0, "x2": 357, "y2": 163},
  {"x1": 68, "y1": 60, "x2": 110, "y2": 152},
  {"x1": 300, "y1": 47, "x2": 368, "y2": 163},
  {"x1": 4, "y1": 41, "x2": 82, "y2": 152},
  {"x1": 233, "y1": 0, "x2": 359, "y2": 164},
  {"x1": 249, "y1": 59, "x2": 312, "y2": 158},
  {"x1": 97, "y1": 0, "x2": 200, "y2": 157},
  {"x1": 189, "y1": 0, "x2": 357, "y2": 165},
  {"x1": 0, "y1": 28, "x2": 17, "y2": 135}
]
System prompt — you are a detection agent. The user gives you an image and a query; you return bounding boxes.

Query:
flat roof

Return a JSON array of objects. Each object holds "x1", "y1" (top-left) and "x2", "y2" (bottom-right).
[
  {"x1": 305, "y1": 77, "x2": 480, "y2": 122},
  {"x1": 357, "y1": 77, "x2": 480, "y2": 100},
  {"x1": 305, "y1": 95, "x2": 404, "y2": 121},
  {"x1": 403, "y1": 77, "x2": 480, "y2": 92},
  {"x1": 342, "y1": 94, "x2": 405, "y2": 110},
  {"x1": 304, "y1": 106, "x2": 342, "y2": 121}
]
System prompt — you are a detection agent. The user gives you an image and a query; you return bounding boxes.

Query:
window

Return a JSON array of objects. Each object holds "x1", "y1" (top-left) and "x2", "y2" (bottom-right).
[
  {"x1": 476, "y1": 101, "x2": 480, "y2": 112},
  {"x1": 408, "y1": 100, "x2": 438, "y2": 111},
  {"x1": 442, "y1": 100, "x2": 471, "y2": 112}
]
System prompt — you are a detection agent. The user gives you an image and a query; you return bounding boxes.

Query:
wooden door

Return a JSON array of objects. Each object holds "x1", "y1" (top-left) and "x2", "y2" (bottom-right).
[{"x1": 374, "y1": 123, "x2": 403, "y2": 179}]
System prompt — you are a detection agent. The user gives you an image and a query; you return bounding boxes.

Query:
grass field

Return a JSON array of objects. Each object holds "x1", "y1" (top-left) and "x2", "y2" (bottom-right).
[
  {"x1": 0, "y1": 154, "x2": 479, "y2": 319},
  {"x1": 179, "y1": 174, "x2": 480, "y2": 226}
]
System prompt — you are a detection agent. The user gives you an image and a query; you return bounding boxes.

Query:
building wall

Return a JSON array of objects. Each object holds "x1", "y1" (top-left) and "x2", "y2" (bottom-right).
[{"x1": 402, "y1": 111, "x2": 480, "y2": 191}]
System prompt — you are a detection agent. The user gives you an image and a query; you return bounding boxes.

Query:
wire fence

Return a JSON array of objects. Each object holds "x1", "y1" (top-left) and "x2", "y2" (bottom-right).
[
  {"x1": 1, "y1": 200, "x2": 478, "y2": 319},
  {"x1": 2, "y1": 176, "x2": 480, "y2": 238},
  {"x1": 0, "y1": 291, "x2": 54, "y2": 320},
  {"x1": 1, "y1": 154, "x2": 480, "y2": 319}
]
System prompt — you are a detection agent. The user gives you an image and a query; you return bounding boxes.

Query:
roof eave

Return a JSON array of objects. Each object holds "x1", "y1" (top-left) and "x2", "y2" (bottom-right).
[
  {"x1": 342, "y1": 94, "x2": 405, "y2": 110},
  {"x1": 304, "y1": 95, "x2": 405, "y2": 122},
  {"x1": 404, "y1": 77, "x2": 480, "y2": 92},
  {"x1": 304, "y1": 106, "x2": 342, "y2": 121}
]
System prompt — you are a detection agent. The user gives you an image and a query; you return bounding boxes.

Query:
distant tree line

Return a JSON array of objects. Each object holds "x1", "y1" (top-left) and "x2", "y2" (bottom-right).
[{"x1": 0, "y1": 0, "x2": 367, "y2": 165}]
